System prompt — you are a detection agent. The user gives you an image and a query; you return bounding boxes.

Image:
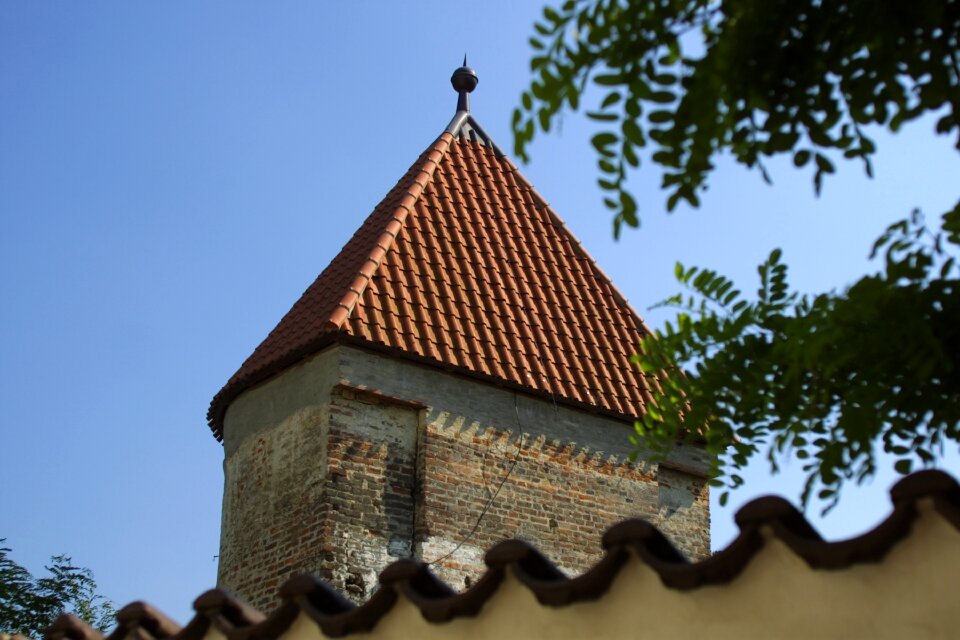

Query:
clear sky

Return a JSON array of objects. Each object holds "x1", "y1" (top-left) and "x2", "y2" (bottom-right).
[{"x1": 2, "y1": 1, "x2": 958, "y2": 626}]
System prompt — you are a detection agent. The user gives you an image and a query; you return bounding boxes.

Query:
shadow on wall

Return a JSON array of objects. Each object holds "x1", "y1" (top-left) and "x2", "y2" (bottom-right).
[
  {"x1": 657, "y1": 469, "x2": 696, "y2": 520},
  {"x1": 383, "y1": 439, "x2": 416, "y2": 560}
]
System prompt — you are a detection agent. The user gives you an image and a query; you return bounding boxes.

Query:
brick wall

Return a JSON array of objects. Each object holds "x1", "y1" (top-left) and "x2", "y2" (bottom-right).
[
  {"x1": 217, "y1": 403, "x2": 330, "y2": 610},
  {"x1": 417, "y1": 413, "x2": 709, "y2": 587},
  {"x1": 314, "y1": 389, "x2": 419, "y2": 601},
  {"x1": 217, "y1": 345, "x2": 711, "y2": 611},
  {"x1": 217, "y1": 348, "x2": 340, "y2": 611}
]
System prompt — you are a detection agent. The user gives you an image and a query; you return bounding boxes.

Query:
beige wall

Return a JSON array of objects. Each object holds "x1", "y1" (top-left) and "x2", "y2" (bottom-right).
[
  {"x1": 69, "y1": 496, "x2": 960, "y2": 640},
  {"x1": 218, "y1": 499, "x2": 960, "y2": 640}
]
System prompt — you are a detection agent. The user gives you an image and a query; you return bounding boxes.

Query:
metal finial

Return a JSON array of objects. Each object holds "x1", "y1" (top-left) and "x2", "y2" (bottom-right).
[{"x1": 451, "y1": 56, "x2": 478, "y2": 112}]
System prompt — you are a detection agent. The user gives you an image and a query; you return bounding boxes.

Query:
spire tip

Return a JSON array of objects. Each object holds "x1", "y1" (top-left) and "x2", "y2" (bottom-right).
[{"x1": 451, "y1": 57, "x2": 479, "y2": 112}]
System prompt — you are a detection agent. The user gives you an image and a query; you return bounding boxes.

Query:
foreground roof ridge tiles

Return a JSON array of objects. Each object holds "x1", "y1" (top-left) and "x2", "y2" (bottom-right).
[
  {"x1": 207, "y1": 63, "x2": 656, "y2": 439},
  {"x1": 42, "y1": 470, "x2": 960, "y2": 640}
]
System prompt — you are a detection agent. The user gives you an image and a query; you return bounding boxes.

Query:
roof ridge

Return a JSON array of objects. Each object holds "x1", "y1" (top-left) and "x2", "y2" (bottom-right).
[
  {"x1": 325, "y1": 133, "x2": 454, "y2": 330},
  {"x1": 445, "y1": 112, "x2": 505, "y2": 157}
]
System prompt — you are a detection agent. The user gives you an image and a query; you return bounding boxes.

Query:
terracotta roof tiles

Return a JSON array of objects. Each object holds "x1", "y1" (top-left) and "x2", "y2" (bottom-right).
[{"x1": 207, "y1": 114, "x2": 655, "y2": 439}]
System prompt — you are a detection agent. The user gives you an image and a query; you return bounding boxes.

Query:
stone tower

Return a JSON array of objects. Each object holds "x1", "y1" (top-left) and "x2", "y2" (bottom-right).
[{"x1": 208, "y1": 62, "x2": 710, "y2": 611}]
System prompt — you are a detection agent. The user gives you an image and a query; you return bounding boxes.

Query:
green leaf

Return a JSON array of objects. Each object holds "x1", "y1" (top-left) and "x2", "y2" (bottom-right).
[
  {"x1": 646, "y1": 403, "x2": 662, "y2": 421},
  {"x1": 601, "y1": 92, "x2": 622, "y2": 108},
  {"x1": 620, "y1": 190, "x2": 639, "y2": 227},
  {"x1": 587, "y1": 111, "x2": 619, "y2": 122},
  {"x1": 622, "y1": 119, "x2": 644, "y2": 145},
  {"x1": 815, "y1": 153, "x2": 835, "y2": 174},
  {"x1": 591, "y1": 132, "x2": 618, "y2": 153},
  {"x1": 649, "y1": 110, "x2": 673, "y2": 124},
  {"x1": 651, "y1": 90, "x2": 674, "y2": 103},
  {"x1": 595, "y1": 73, "x2": 625, "y2": 86},
  {"x1": 538, "y1": 108, "x2": 552, "y2": 132},
  {"x1": 666, "y1": 190, "x2": 681, "y2": 211},
  {"x1": 653, "y1": 73, "x2": 677, "y2": 86},
  {"x1": 652, "y1": 150, "x2": 676, "y2": 166}
]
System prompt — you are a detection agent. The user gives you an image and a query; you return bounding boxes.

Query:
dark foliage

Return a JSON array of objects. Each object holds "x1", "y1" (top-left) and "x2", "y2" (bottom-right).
[
  {"x1": 515, "y1": 0, "x2": 960, "y2": 509},
  {"x1": 1, "y1": 540, "x2": 114, "y2": 638}
]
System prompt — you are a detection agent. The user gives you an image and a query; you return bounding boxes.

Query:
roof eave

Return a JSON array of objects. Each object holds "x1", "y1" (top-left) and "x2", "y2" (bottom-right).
[{"x1": 207, "y1": 332, "x2": 648, "y2": 444}]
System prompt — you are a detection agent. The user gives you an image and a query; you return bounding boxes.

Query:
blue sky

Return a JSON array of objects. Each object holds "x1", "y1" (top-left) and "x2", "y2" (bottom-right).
[{"x1": 2, "y1": 2, "x2": 958, "y2": 625}]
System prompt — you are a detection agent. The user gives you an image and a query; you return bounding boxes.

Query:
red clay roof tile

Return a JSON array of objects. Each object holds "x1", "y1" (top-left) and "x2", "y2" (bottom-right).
[{"x1": 207, "y1": 119, "x2": 655, "y2": 439}]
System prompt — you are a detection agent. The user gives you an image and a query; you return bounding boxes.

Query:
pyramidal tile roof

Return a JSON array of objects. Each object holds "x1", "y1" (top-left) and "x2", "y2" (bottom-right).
[{"x1": 207, "y1": 63, "x2": 655, "y2": 440}]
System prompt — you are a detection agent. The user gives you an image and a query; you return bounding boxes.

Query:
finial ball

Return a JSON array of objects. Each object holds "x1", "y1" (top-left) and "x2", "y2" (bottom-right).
[{"x1": 451, "y1": 62, "x2": 479, "y2": 94}]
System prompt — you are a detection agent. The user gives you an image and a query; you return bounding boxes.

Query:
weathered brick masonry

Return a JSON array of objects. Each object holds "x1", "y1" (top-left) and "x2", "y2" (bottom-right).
[
  {"x1": 217, "y1": 346, "x2": 710, "y2": 610},
  {"x1": 418, "y1": 416, "x2": 709, "y2": 587},
  {"x1": 316, "y1": 391, "x2": 420, "y2": 599}
]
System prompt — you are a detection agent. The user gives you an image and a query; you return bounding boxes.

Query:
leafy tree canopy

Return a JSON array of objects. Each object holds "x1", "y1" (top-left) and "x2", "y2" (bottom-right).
[
  {"x1": 1, "y1": 540, "x2": 114, "y2": 638},
  {"x1": 514, "y1": 0, "x2": 960, "y2": 508}
]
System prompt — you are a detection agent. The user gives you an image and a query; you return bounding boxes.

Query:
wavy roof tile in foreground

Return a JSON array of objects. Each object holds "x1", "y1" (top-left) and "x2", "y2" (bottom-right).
[
  {"x1": 207, "y1": 100, "x2": 654, "y2": 439},
  {"x1": 42, "y1": 470, "x2": 960, "y2": 640}
]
